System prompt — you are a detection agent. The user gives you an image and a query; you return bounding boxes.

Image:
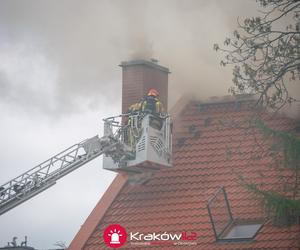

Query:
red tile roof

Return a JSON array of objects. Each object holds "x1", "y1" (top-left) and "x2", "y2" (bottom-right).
[
  {"x1": 69, "y1": 174, "x2": 128, "y2": 250},
  {"x1": 69, "y1": 96, "x2": 300, "y2": 250}
]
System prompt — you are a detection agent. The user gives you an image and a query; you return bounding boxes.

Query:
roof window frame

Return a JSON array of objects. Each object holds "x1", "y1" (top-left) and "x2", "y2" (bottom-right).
[{"x1": 207, "y1": 186, "x2": 264, "y2": 243}]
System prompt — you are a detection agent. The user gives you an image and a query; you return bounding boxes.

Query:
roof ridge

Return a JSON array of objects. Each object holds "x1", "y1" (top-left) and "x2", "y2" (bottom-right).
[{"x1": 193, "y1": 94, "x2": 257, "y2": 105}]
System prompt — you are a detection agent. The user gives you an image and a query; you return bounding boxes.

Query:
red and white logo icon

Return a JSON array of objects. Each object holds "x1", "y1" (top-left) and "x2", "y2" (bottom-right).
[{"x1": 103, "y1": 224, "x2": 127, "y2": 248}]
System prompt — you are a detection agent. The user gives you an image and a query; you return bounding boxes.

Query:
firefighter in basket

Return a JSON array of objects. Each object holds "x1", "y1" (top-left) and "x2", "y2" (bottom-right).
[
  {"x1": 141, "y1": 88, "x2": 164, "y2": 130},
  {"x1": 126, "y1": 88, "x2": 165, "y2": 148},
  {"x1": 126, "y1": 101, "x2": 142, "y2": 148}
]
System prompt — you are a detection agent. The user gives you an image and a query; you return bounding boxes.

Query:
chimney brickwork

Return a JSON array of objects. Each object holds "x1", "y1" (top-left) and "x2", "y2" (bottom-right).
[{"x1": 120, "y1": 60, "x2": 170, "y2": 113}]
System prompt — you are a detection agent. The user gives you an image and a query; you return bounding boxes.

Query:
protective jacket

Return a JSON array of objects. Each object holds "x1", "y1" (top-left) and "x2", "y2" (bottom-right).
[
  {"x1": 128, "y1": 102, "x2": 142, "y2": 113},
  {"x1": 141, "y1": 96, "x2": 164, "y2": 114}
]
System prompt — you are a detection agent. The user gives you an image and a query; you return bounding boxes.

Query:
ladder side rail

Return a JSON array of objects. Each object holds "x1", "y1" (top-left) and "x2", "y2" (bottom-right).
[
  {"x1": 0, "y1": 143, "x2": 81, "y2": 188},
  {"x1": 0, "y1": 136, "x2": 108, "y2": 215},
  {"x1": 44, "y1": 146, "x2": 106, "y2": 183},
  {"x1": 0, "y1": 182, "x2": 57, "y2": 216},
  {"x1": 0, "y1": 125, "x2": 129, "y2": 215},
  {"x1": 0, "y1": 141, "x2": 88, "y2": 206},
  {"x1": 1, "y1": 134, "x2": 108, "y2": 198},
  {"x1": 0, "y1": 154, "x2": 78, "y2": 206},
  {"x1": 0, "y1": 145, "x2": 79, "y2": 204},
  {"x1": 0, "y1": 144, "x2": 79, "y2": 199},
  {"x1": 36, "y1": 143, "x2": 84, "y2": 183},
  {"x1": 0, "y1": 146, "x2": 107, "y2": 214},
  {"x1": 42, "y1": 144, "x2": 83, "y2": 182},
  {"x1": 1, "y1": 118, "x2": 127, "y2": 201}
]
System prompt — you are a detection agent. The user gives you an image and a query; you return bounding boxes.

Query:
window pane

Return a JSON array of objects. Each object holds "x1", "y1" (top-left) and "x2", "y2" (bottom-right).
[{"x1": 223, "y1": 224, "x2": 262, "y2": 239}]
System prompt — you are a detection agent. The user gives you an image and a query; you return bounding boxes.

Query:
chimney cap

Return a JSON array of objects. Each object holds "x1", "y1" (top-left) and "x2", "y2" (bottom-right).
[
  {"x1": 119, "y1": 59, "x2": 170, "y2": 73},
  {"x1": 150, "y1": 58, "x2": 159, "y2": 64}
]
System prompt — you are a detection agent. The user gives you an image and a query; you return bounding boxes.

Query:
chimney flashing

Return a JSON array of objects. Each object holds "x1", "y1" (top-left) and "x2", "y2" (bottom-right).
[{"x1": 119, "y1": 60, "x2": 171, "y2": 73}]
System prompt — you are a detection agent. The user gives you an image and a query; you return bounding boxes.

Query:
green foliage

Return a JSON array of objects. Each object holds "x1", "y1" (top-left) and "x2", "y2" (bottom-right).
[
  {"x1": 255, "y1": 118, "x2": 300, "y2": 170},
  {"x1": 245, "y1": 182, "x2": 300, "y2": 226},
  {"x1": 214, "y1": 0, "x2": 300, "y2": 111},
  {"x1": 238, "y1": 118, "x2": 300, "y2": 226}
]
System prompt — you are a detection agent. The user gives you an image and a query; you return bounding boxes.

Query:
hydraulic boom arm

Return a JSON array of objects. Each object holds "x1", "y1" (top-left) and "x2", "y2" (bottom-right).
[{"x1": 0, "y1": 133, "x2": 124, "y2": 216}]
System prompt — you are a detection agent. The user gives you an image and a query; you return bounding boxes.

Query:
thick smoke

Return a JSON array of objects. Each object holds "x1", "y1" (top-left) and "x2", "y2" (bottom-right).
[{"x1": 0, "y1": 0, "x2": 298, "y2": 118}]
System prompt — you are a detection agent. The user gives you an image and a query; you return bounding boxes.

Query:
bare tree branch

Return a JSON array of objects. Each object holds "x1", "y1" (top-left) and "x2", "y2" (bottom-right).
[{"x1": 214, "y1": 0, "x2": 300, "y2": 112}]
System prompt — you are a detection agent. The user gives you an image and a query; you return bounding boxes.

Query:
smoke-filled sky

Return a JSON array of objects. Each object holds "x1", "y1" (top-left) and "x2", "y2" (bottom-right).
[
  {"x1": 1, "y1": 0, "x2": 297, "y2": 249},
  {"x1": 0, "y1": 0, "x2": 262, "y2": 117}
]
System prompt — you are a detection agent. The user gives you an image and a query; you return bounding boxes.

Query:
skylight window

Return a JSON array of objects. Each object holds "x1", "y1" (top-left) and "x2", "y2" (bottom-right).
[
  {"x1": 207, "y1": 187, "x2": 263, "y2": 242},
  {"x1": 222, "y1": 223, "x2": 262, "y2": 240}
]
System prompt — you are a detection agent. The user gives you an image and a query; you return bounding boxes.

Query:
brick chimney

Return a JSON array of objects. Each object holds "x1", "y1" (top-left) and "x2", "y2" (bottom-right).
[{"x1": 120, "y1": 59, "x2": 170, "y2": 113}]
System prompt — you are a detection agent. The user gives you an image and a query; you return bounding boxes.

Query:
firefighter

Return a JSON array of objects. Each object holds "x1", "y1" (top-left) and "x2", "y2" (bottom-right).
[
  {"x1": 127, "y1": 101, "x2": 142, "y2": 128},
  {"x1": 141, "y1": 88, "x2": 164, "y2": 115},
  {"x1": 126, "y1": 101, "x2": 143, "y2": 148},
  {"x1": 142, "y1": 89, "x2": 164, "y2": 130}
]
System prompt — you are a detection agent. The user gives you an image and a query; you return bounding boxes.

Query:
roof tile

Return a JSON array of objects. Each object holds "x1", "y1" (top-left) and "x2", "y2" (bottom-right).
[{"x1": 82, "y1": 99, "x2": 300, "y2": 249}]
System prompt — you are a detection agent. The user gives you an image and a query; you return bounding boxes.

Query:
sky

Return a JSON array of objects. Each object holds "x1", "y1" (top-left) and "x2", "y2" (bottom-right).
[{"x1": 0, "y1": 0, "x2": 296, "y2": 249}]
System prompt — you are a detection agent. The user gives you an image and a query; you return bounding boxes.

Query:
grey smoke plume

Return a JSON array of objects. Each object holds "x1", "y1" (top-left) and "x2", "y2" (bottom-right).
[{"x1": 0, "y1": 0, "x2": 298, "y2": 118}]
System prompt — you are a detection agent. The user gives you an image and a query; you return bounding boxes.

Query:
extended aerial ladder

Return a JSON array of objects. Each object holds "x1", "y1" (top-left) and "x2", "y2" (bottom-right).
[{"x1": 0, "y1": 113, "x2": 172, "y2": 216}]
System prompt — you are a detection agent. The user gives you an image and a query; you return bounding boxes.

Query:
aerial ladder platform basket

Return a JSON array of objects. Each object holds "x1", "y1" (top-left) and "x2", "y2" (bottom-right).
[
  {"x1": 103, "y1": 113, "x2": 172, "y2": 173},
  {"x1": 0, "y1": 112, "x2": 172, "y2": 215}
]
